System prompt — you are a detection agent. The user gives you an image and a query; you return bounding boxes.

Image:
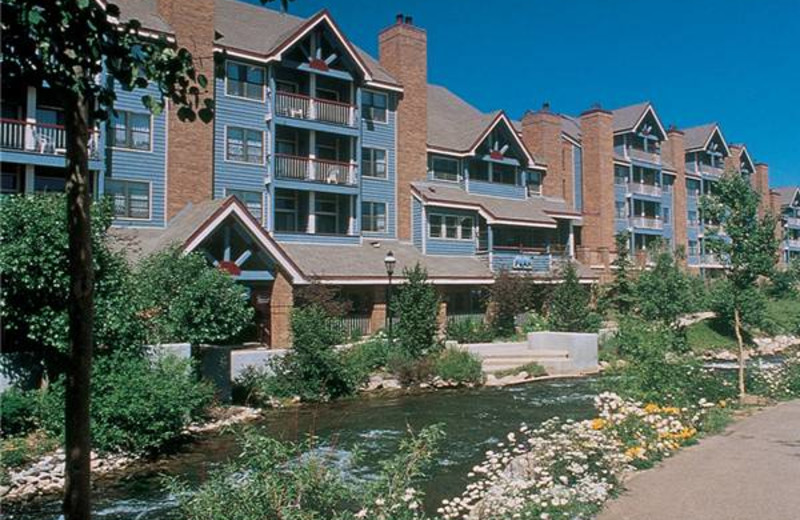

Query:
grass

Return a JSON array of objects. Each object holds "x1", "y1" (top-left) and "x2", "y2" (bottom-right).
[
  {"x1": 494, "y1": 361, "x2": 547, "y2": 379},
  {"x1": 0, "y1": 430, "x2": 59, "y2": 485},
  {"x1": 764, "y1": 296, "x2": 800, "y2": 334}
]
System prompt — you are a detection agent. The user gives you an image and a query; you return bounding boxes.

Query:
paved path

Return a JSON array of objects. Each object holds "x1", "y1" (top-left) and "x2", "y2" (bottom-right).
[{"x1": 598, "y1": 399, "x2": 800, "y2": 520}]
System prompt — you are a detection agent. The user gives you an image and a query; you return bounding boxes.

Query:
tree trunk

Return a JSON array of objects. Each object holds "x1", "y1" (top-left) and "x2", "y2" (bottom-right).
[
  {"x1": 734, "y1": 307, "x2": 746, "y2": 401},
  {"x1": 62, "y1": 87, "x2": 94, "y2": 520}
]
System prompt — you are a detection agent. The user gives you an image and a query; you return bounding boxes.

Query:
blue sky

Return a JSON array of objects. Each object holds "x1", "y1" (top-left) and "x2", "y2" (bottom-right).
[{"x1": 245, "y1": 0, "x2": 799, "y2": 187}]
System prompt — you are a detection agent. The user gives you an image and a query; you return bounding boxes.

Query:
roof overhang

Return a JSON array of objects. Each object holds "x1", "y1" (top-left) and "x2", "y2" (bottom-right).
[
  {"x1": 738, "y1": 145, "x2": 756, "y2": 173},
  {"x1": 411, "y1": 189, "x2": 558, "y2": 229},
  {"x1": 614, "y1": 104, "x2": 668, "y2": 140},
  {"x1": 686, "y1": 124, "x2": 731, "y2": 156},
  {"x1": 469, "y1": 112, "x2": 539, "y2": 169},
  {"x1": 182, "y1": 197, "x2": 306, "y2": 284}
]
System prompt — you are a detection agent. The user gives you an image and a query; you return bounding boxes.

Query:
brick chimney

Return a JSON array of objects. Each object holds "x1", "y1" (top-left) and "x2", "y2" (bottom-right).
[
  {"x1": 521, "y1": 104, "x2": 572, "y2": 204},
  {"x1": 663, "y1": 126, "x2": 687, "y2": 259},
  {"x1": 379, "y1": 14, "x2": 427, "y2": 240},
  {"x1": 754, "y1": 162, "x2": 770, "y2": 217},
  {"x1": 157, "y1": 0, "x2": 216, "y2": 219},
  {"x1": 725, "y1": 144, "x2": 743, "y2": 173},
  {"x1": 579, "y1": 106, "x2": 615, "y2": 255}
]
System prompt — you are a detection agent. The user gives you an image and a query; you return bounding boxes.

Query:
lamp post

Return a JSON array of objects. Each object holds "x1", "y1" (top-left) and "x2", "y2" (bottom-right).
[{"x1": 384, "y1": 250, "x2": 396, "y2": 341}]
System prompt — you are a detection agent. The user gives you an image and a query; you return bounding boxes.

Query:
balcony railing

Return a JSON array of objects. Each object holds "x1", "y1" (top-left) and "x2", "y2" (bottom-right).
[
  {"x1": 274, "y1": 91, "x2": 357, "y2": 127},
  {"x1": 628, "y1": 182, "x2": 662, "y2": 197},
  {"x1": 627, "y1": 147, "x2": 661, "y2": 164},
  {"x1": 787, "y1": 239, "x2": 800, "y2": 249},
  {"x1": 1, "y1": 119, "x2": 100, "y2": 159},
  {"x1": 785, "y1": 216, "x2": 800, "y2": 228},
  {"x1": 699, "y1": 163, "x2": 724, "y2": 178},
  {"x1": 631, "y1": 216, "x2": 663, "y2": 230},
  {"x1": 700, "y1": 254, "x2": 724, "y2": 266},
  {"x1": 274, "y1": 154, "x2": 357, "y2": 185}
]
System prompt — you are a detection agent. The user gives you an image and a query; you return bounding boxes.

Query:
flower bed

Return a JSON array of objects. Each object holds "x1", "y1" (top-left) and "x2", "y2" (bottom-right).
[{"x1": 440, "y1": 392, "x2": 720, "y2": 520}]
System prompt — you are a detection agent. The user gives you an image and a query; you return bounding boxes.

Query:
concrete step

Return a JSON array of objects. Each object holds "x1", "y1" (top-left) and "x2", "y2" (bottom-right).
[{"x1": 476, "y1": 350, "x2": 569, "y2": 361}]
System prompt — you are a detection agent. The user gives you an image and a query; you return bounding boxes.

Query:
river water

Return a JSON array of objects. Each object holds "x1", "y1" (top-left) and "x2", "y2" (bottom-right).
[{"x1": 8, "y1": 377, "x2": 597, "y2": 520}]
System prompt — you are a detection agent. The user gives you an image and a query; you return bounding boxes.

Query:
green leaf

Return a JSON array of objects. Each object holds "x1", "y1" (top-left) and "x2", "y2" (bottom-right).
[{"x1": 27, "y1": 9, "x2": 42, "y2": 25}]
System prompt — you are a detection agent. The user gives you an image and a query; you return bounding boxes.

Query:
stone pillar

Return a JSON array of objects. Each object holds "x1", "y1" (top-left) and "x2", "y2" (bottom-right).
[
  {"x1": 579, "y1": 107, "x2": 615, "y2": 258},
  {"x1": 664, "y1": 127, "x2": 687, "y2": 262},
  {"x1": 379, "y1": 14, "x2": 427, "y2": 240},
  {"x1": 521, "y1": 105, "x2": 572, "y2": 204},
  {"x1": 157, "y1": 0, "x2": 215, "y2": 219},
  {"x1": 436, "y1": 301, "x2": 448, "y2": 338},
  {"x1": 269, "y1": 269, "x2": 294, "y2": 349},
  {"x1": 370, "y1": 301, "x2": 387, "y2": 334}
]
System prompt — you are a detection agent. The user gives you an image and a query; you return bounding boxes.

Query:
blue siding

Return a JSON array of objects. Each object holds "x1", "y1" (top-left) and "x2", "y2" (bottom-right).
[
  {"x1": 492, "y1": 252, "x2": 552, "y2": 273},
  {"x1": 573, "y1": 145, "x2": 583, "y2": 211},
  {"x1": 213, "y1": 72, "x2": 270, "y2": 200},
  {"x1": 360, "y1": 92, "x2": 397, "y2": 238},
  {"x1": 467, "y1": 180, "x2": 526, "y2": 200},
  {"x1": 412, "y1": 197, "x2": 423, "y2": 250},
  {"x1": 274, "y1": 233, "x2": 360, "y2": 245},
  {"x1": 107, "y1": 82, "x2": 167, "y2": 228}
]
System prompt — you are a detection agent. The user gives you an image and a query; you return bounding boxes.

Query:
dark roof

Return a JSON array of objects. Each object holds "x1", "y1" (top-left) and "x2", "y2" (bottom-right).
[
  {"x1": 411, "y1": 181, "x2": 579, "y2": 227},
  {"x1": 427, "y1": 84, "x2": 500, "y2": 152},
  {"x1": 610, "y1": 102, "x2": 651, "y2": 133},
  {"x1": 682, "y1": 123, "x2": 726, "y2": 152},
  {"x1": 114, "y1": 0, "x2": 172, "y2": 34},
  {"x1": 774, "y1": 186, "x2": 799, "y2": 208}
]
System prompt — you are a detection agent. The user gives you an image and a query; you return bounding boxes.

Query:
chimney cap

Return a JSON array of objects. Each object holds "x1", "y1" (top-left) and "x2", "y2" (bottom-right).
[
  {"x1": 396, "y1": 13, "x2": 403, "y2": 24},
  {"x1": 404, "y1": 15, "x2": 413, "y2": 25},
  {"x1": 542, "y1": 101, "x2": 551, "y2": 112}
]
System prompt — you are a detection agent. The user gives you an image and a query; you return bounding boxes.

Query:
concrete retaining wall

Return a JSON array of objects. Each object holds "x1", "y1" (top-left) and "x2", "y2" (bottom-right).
[{"x1": 527, "y1": 332, "x2": 598, "y2": 373}]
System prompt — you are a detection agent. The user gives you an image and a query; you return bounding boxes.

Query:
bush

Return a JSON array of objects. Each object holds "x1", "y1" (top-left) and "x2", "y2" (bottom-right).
[
  {"x1": 135, "y1": 247, "x2": 254, "y2": 345},
  {"x1": 749, "y1": 352, "x2": 800, "y2": 400},
  {"x1": 635, "y1": 247, "x2": 694, "y2": 327},
  {"x1": 39, "y1": 353, "x2": 213, "y2": 454},
  {"x1": 489, "y1": 271, "x2": 533, "y2": 336},
  {"x1": 433, "y1": 348, "x2": 483, "y2": 384},
  {"x1": 392, "y1": 264, "x2": 440, "y2": 359},
  {"x1": 768, "y1": 260, "x2": 799, "y2": 298},
  {"x1": 341, "y1": 336, "x2": 391, "y2": 377},
  {"x1": 548, "y1": 262, "x2": 601, "y2": 333},
  {"x1": 0, "y1": 387, "x2": 39, "y2": 437},
  {"x1": 445, "y1": 318, "x2": 494, "y2": 343},
  {"x1": 386, "y1": 351, "x2": 436, "y2": 386},
  {"x1": 520, "y1": 312, "x2": 549, "y2": 334}
]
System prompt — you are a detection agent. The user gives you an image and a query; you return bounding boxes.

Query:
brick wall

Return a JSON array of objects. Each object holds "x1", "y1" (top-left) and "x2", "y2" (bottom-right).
[
  {"x1": 521, "y1": 107, "x2": 572, "y2": 204},
  {"x1": 378, "y1": 16, "x2": 427, "y2": 240},
  {"x1": 157, "y1": 0, "x2": 215, "y2": 219},
  {"x1": 725, "y1": 145, "x2": 743, "y2": 173},
  {"x1": 664, "y1": 128, "x2": 687, "y2": 259},
  {"x1": 579, "y1": 107, "x2": 615, "y2": 254},
  {"x1": 754, "y1": 163, "x2": 770, "y2": 217},
  {"x1": 269, "y1": 268, "x2": 294, "y2": 349}
]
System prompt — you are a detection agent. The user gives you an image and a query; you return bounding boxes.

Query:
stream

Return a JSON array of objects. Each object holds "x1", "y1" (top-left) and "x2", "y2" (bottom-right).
[{"x1": 7, "y1": 377, "x2": 598, "y2": 520}]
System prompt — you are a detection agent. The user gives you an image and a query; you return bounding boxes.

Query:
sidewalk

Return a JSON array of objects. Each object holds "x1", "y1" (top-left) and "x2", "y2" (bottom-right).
[{"x1": 598, "y1": 399, "x2": 800, "y2": 520}]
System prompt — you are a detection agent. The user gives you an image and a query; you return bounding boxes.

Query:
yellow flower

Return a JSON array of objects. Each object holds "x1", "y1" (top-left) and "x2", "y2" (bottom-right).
[
  {"x1": 591, "y1": 418, "x2": 607, "y2": 430},
  {"x1": 644, "y1": 403, "x2": 660, "y2": 414},
  {"x1": 718, "y1": 400, "x2": 727, "y2": 408},
  {"x1": 625, "y1": 446, "x2": 646, "y2": 459},
  {"x1": 662, "y1": 406, "x2": 680, "y2": 415}
]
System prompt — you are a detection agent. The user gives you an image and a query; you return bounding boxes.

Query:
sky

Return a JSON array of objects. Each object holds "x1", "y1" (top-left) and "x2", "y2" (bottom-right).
[{"x1": 244, "y1": 0, "x2": 799, "y2": 187}]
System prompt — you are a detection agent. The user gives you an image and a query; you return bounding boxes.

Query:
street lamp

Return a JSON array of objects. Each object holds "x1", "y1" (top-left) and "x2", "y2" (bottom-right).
[{"x1": 384, "y1": 250, "x2": 396, "y2": 340}]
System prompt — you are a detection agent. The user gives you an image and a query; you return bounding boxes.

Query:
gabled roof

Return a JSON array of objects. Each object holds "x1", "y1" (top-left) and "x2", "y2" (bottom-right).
[
  {"x1": 411, "y1": 181, "x2": 579, "y2": 229},
  {"x1": 729, "y1": 144, "x2": 756, "y2": 173},
  {"x1": 426, "y1": 85, "x2": 540, "y2": 167},
  {"x1": 774, "y1": 186, "x2": 800, "y2": 208},
  {"x1": 683, "y1": 123, "x2": 730, "y2": 155},
  {"x1": 611, "y1": 102, "x2": 667, "y2": 139},
  {"x1": 113, "y1": 0, "x2": 173, "y2": 35}
]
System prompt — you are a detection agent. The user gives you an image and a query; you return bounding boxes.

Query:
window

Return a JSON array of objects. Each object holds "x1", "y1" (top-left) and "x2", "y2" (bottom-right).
[
  {"x1": 688, "y1": 240, "x2": 699, "y2": 256},
  {"x1": 686, "y1": 178, "x2": 701, "y2": 196},
  {"x1": 1, "y1": 165, "x2": 20, "y2": 194},
  {"x1": 429, "y1": 213, "x2": 473, "y2": 240},
  {"x1": 526, "y1": 170, "x2": 543, "y2": 196},
  {"x1": 362, "y1": 148, "x2": 387, "y2": 178},
  {"x1": 106, "y1": 179, "x2": 150, "y2": 219},
  {"x1": 275, "y1": 136, "x2": 297, "y2": 156},
  {"x1": 492, "y1": 163, "x2": 517, "y2": 185},
  {"x1": 111, "y1": 111, "x2": 151, "y2": 150},
  {"x1": 226, "y1": 61, "x2": 265, "y2": 100},
  {"x1": 226, "y1": 127, "x2": 264, "y2": 164},
  {"x1": 316, "y1": 88, "x2": 340, "y2": 102},
  {"x1": 315, "y1": 193, "x2": 339, "y2": 234},
  {"x1": 614, "y1": 165, "x2": 629, "y2": 185},
  {"x1": 362, "y1": 90, "x2": 388, "y2": 122},
  {"x1": 275, "y1": 80, "x2": 298, "y2": 94},
  {"x1": 430, "y1": 155, "x2": 459, "y2": 182},
  {"x1": 615, "y1": 200, "x2": 627, "y2": 218},
  {"x1": 275, "y1": 190, "x2": 299, "y2": 232},
  {"x1": 688, "y1": 210, "x2": 699, "y2": 226},
  {"x1": 227, "y1": 189, "x2": 263, "y2": 221},
  {"x1": 663, "y1": 207, "x2": 670, "y2": 222},
  {"x1": 362, "y1": 201, "x2": 387, "y2": 232}
]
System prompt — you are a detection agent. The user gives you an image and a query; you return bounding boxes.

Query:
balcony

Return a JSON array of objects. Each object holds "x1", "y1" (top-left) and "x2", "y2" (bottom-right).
[
  {"x1": 631, "y1": 216, "x2": 663, "y2": 230},
  {"x1": 1, "y1": 119, "x2": 100, "y2": 159},
  {"x1": 628, "y1": 182, "x2": 662, "y2": 197},
  {"x1": 274, "y1": 91, "x2": 357, "y2": 128},
  {"x1": 699, "y1": 163, "x2": 724, "y2": 178},
  {"x1": 700, "y1": 254, "x2": 724, "y2": 266},
  {"x1": 785, "y1": 216, "x2": 800, "y2": 228},
  {"x1": 787, "y1": 239, "x2": 800, "y2": 249},
  {"x1": 274, "y1": 154, "x2": 357, "y2": 186},
  {"x1": 627, "y1": 147, "x2": 661, "y2": 165}
]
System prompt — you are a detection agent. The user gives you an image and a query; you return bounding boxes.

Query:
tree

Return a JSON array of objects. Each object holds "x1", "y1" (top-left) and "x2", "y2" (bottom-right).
[
  {"x1": 604, "y1": 232, "x2": 637, "y2": 315},
  {"x1": 701, "y1": 172, "x2": 779, "y2": 399},
  {"x1": 548, "y1": 262, "x2": 601, "y2": 332},
  {"x1": 294, "y1": 282, "x2": 353, "y2": 318},
  {"x1": 392, "y1": 264, "x2": 440, "y2": 359},
  {"x1": 635, "y1": 244, "x2": 693, "y2": 329},
  {"x1": 489, "y1": 270, "x2": 533, "y2": 336},
  {"x1": 1, "y1": 2, "x2": 213, "y2": 517},
  {"x1": 135, "y1": 248, "x2": 254, "y2": 345}
]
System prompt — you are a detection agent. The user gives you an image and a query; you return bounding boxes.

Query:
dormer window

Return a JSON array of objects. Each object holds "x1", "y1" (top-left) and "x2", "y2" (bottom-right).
[
  {"x1": 429, "y1": 155, "x2": 459, "y2": 182},
  {"x1": 362, "y1": 91, "x2": 388, "y2": 123},
  {"x1": 526, "y1": 171, "x2": 543, "y2": 196}
]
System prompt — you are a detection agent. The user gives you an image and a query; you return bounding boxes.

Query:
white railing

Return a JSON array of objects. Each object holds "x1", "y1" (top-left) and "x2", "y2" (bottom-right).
[
  {"x1": 699, "y1": 163, "x2": 724, "y2": 178},
  {"x1": 785, "y1": 216, "x2": 800, "y2": 228},
  {"x1": 627, "y1": 147, "x2": 661, "y2": 164},
  {"x1": 1, "y1": 119, "x2": 100, "y2": 158},
  {"x1": 787, "y1": 239, "x2": 800, "y2": 249},
  {"x1": 274, "y1": 154, "x2": 357, "y2": 185},
  {"x1": 631, "y1": 216, "x2": 663, "y2": 230},
  {"x1": 701, "y1": 254, "x2": 724, "y2": 266},
  {"x1": 274, "y1": 91, "x2": 356, "y2": 127},
  {"x1": 628, "y1": 182, "x2": 662, "y2": 197}
]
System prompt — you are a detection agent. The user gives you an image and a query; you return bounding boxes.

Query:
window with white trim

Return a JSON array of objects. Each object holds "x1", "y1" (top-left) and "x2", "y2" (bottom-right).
[
  {"x1": 362, "y1": 148, "x2": 387, "y2": 178},
  {"x1": 361, "y1": 201, "x2": 387, "y2": 232},
  {"x1": 226, "y1": 127, "x2": 264, "y2": 164},
  {"x1": 526, "y1": 170, "x2": 543, "y2": 196},
  {"x1": 429, "y1": 155, "x2": 459, "y2": 182},
  {"x1": 614, "y1": 164, "x2": 629, "y2": 185},
  {"x1": 315, "y1": 193, "x2": 339, "y2": 234},
  {"x1": 227, "y1": 189, "x2": 263, "y2": 221},
  {"x1": 362, "y1": 90, "x2": 388, "y2": 122},
  {"x1": 275, "y1": 190, "x2": 299, "y2": 232},
  {"x1": 106, "y1": 179, "x2": 150, "y2": 219},
  {"x1": 429, "y1": 213, "x2": 474, "y2": 240},
  {"x1": 492, "y1": 163, "x2": 517, "y2": 185},
  {"x1": 111, "y1": 111, "x2": 151, "y2": 150},
  {"x1": 226, "y1": 61, "x2": 265, "y2": 100},
  {"x1": 615, "y1": 200, "x2": 627, "y2": 219}
]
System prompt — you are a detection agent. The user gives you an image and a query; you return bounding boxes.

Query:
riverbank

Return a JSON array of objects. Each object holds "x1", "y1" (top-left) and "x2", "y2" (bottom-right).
[{"x1": 598, "y1": 399, "x2": 800, "y2": 520}]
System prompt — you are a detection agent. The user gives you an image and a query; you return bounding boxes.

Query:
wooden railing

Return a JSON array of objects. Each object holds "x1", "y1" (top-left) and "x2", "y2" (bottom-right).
[
  {"x1": 1, "y1": 119, "x2": 100, "y2": 158},
  {"x1": 628, "y1": 182, "x2": 662, "y2": 197},
  {"x1": 274, "y1": 154, "x2": 357, "y2": 185},
  {"x1": 274, "y1": 91, "x2": 356, "y2": 127},
  {"x1": 631, "y1": 216, "x2": 663, "y2": 230},
  {"x1": 627, "y1": 147, "x2": 661, "y2": 164},
  {"x1": 699, "y1": 163, "x2": 724, "y2": 178}
]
